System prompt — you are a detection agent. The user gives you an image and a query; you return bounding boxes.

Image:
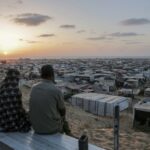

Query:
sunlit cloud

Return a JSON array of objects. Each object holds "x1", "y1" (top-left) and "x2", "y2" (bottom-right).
[
  {"x1": 16, "y1": 0, "x2": 23, "y2": 4},
  {"x1": 0, "y1": 0, "x2": 23, "y2": 9},
  {"x1": 87, "y1": 32, "x2": 141, "y2": 41},
  {"x1": 77, "y1": 30, "x2": 86, "y2": 34},
  {"x1": 38, "y1": 34, "x2": 55, "y2": 37},
  {"x1": 27, "y1": 40, "x2": 39, "y2": 44},
  {"x1": 19, "y1": 38, "x2": 39, "y2": 44},
  {"x1": 60, "y1": 24, "x2": 76, "y2": 29},
  {"x1": 62, "y1": 42, "x2": 74, "y2": 45},
  {"x1": 109, "y1": 32, "x2": 143, "y2": 37},
  {"x1": 125, "y1": 41, "x2": 143, "y2": 45},
  {"x1": 120, "y1": 18, "x2": 150, "y2": 26},
  {"x1": 87, "y1": 36, "x2": 106, "y2": 40},
  {"x1": 12, "y1": 13, "x2": 52, "y2": 26}
]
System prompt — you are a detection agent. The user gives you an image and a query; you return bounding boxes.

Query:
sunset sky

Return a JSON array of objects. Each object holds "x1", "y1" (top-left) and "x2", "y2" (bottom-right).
[{"x1": 0, "y1": 0, "x2": 150, "y2": 58}]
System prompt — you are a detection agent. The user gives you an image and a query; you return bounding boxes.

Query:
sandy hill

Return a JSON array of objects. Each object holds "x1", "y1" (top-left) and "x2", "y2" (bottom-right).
[{"x1": 21, "y1": 85, "x2": 150, "y2": 150}]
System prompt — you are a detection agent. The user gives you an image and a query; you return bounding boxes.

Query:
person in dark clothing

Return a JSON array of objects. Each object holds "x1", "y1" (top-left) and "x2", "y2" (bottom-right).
[
  {"x1": 0, "y1": 69, "x2": 31, "y2": 132},
  {"x1": 29, "y1": 65, "x2": 71, "y2": 135}
]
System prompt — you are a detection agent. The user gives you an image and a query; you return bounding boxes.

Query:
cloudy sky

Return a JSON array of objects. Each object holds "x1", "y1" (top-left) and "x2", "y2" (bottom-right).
[{"x1": 0, "y1": 0, "x2": 150, "y2": 58}]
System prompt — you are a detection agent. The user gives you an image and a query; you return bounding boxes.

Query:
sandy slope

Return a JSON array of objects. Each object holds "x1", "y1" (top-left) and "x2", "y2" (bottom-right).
[{"x1": 21, "y1": 85, "x2": 150, "y2": 150}]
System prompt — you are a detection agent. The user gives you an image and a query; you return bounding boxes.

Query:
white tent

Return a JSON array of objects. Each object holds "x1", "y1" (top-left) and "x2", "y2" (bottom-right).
[{"x1": 71, "y1": 93, "x2": 129, "y2": 117}]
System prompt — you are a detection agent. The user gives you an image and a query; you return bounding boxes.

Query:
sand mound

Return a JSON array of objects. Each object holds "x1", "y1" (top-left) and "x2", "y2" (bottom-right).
[{"x1": 21, "y1": 85, "x2": 150, "y2": 150}]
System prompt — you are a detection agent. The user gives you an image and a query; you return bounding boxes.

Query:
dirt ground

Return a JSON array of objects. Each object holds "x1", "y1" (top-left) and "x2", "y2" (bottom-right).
[{"x1": 21, "y1": 85, "x2": 150, "y2": 150}]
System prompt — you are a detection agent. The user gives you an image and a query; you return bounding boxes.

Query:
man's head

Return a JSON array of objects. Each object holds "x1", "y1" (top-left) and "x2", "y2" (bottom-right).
[{"x1": 41, "y1": 65, "x2": 55, "y2": 82}]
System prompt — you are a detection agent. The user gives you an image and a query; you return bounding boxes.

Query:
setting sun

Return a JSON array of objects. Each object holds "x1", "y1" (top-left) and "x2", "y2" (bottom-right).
[
  {"x1": 0, "y1": 32, "x2": 20, "y2": 52},
  {"x1": 3, "y1": 51, "x2": 8, "y2": 55},
  {"x1": 0, "y1": 24, "x2": 28, "y2": 55}
]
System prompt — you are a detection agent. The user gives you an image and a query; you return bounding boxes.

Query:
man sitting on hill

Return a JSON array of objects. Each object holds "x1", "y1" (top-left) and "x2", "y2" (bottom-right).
[{"x1": 29, "y1": 65, "x2": 71, "y2": 135}]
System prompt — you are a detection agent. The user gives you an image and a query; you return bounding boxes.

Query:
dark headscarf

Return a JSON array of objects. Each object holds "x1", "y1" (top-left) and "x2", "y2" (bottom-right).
[{"x1": 0, "y1": 69, "x2": 31, "y2": 132}]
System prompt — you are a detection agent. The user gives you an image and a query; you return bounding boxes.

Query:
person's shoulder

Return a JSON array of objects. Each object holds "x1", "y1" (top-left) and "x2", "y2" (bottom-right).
[
  {"x1": 48, "y1": 84, "x2": 62, "y2": 96},
  {"x1": 52, "y1": 84, "x2": 61, "y2": 93},
  {"x1": 32, "y1": 81, "x2": 42, "y2": 89}
]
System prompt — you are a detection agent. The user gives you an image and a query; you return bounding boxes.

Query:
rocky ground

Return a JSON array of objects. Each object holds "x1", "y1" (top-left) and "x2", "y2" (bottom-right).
[{"x1": 21, "y1": 85, "x2": 150, "y2": 150}]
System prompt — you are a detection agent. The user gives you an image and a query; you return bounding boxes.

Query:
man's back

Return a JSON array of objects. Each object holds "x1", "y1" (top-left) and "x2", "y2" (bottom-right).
[{"x1": 29, "y1": 79, "x2": 65, "y2": 134}]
